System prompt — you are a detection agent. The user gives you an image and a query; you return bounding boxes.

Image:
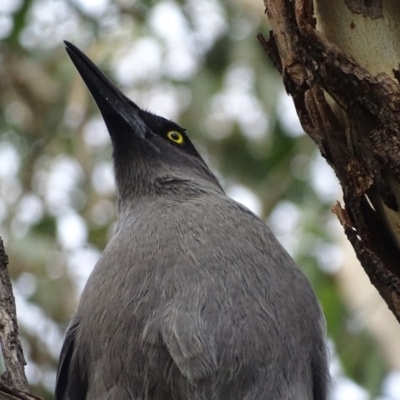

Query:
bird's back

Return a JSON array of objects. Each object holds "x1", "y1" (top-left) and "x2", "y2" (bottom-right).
[{"x1": 58, "y1": 193, "x2": 329, "y2": 400}]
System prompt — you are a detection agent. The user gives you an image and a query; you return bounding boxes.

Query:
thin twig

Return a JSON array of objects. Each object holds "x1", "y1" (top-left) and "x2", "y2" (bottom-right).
[{"x1": 0, "y1": 382, "x2": 42, "y2": 400}]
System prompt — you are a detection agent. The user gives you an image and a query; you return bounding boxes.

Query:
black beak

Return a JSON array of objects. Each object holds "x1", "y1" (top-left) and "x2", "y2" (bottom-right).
[{"x1": 64, "y1": 41, "x2": 147, "y2": 140}]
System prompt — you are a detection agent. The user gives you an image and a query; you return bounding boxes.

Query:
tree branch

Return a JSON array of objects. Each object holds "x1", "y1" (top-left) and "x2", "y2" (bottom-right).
[{"x1": 0, "y1": 237, "x2": 29, "y2": 391}]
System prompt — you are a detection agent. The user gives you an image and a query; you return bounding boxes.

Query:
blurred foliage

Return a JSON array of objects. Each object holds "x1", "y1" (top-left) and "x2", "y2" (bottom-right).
[{"x1": 0, "y1": 0, "x2": 393, "y2": 398}]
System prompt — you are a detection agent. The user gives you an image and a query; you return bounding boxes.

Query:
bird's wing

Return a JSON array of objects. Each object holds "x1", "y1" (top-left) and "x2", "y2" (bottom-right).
[{"x1": 55, "y1": 318, "x2": 87, "y2": 400}]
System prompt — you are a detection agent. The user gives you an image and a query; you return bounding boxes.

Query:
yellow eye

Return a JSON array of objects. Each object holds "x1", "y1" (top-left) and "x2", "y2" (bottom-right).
[{"x1": 167, "y1": 130, "x2": 184, "y2": 144}]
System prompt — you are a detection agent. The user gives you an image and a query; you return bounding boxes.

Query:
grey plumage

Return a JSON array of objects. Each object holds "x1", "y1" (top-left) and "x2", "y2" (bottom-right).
[{"x1": 56, "y1": 41, "x2": 329, "y2": 400}]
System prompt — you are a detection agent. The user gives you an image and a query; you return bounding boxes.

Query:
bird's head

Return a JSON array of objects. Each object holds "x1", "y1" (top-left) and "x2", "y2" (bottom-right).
[{"x1": 64, "y1": 41, "x2": 223, "y2": 209}]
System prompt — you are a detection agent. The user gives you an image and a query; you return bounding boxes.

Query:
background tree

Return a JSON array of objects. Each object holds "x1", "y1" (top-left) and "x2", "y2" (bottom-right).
[{"x1": 0, "y1": 0, "x2": 399, "y2": 399}]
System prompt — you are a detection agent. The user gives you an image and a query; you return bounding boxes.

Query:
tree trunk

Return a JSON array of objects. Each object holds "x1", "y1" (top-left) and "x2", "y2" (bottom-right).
[{"x1": 259, "y1": 0, "x2": 400, "y2": 320}]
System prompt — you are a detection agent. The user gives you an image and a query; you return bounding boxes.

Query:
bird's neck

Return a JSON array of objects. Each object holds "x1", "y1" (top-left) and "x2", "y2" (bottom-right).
[{"x1": 115, "y1": 176, "x2": 223, "y2": 221}]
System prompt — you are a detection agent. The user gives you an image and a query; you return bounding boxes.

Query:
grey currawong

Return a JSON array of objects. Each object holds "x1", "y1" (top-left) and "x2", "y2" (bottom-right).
[{"x1": 56, "y1": 41, "x2": 330, "y2": 400}]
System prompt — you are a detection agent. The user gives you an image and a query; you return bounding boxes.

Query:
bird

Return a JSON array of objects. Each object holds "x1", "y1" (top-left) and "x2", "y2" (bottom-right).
[{"x1": 56, "y1": 41, "x2": 329, "y2": 400}]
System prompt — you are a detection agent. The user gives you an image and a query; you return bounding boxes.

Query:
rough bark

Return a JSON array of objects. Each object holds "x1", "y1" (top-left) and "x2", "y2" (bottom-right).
[
  {"x1": 0, "y1": 238, "x2": 42, "y2": 399},
  {"x1": 259, "y1": 0, "x2": 400, "y2": 320},
  {"x1": 0, "y1": 238, "x2": 28, "y2": 391}
]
